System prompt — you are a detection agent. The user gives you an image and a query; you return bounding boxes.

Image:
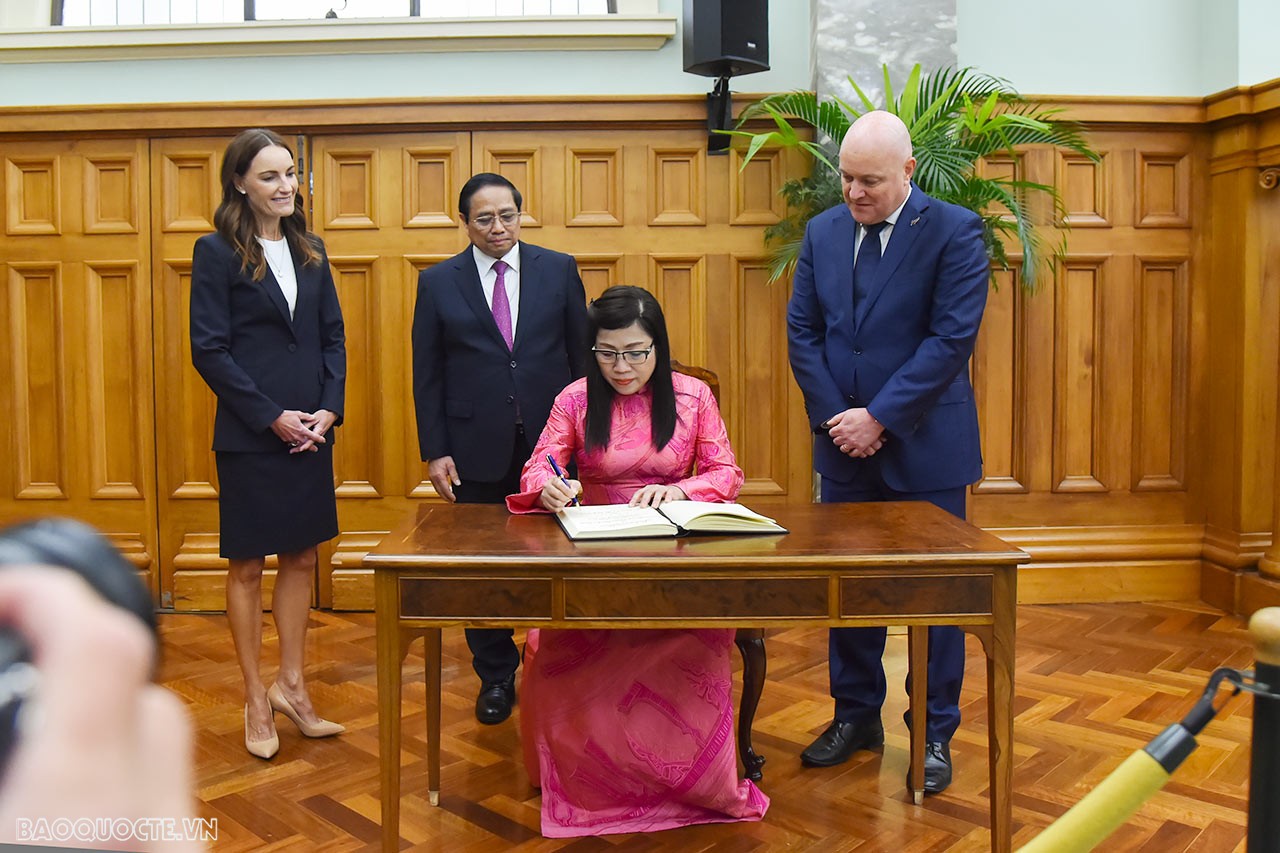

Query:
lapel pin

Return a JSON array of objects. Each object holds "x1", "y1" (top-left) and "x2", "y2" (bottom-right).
[{"x1": 910, "y1": 216, "x2": 921, "y2": 227}]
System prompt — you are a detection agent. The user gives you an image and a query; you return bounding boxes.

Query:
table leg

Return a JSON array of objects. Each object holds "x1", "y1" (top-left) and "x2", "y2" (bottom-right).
[
  {"x1": 734, "y1": 628, "x2": 767, "y2": 781},
  {"x1": 376, "y1": 576, "x2": 407, "y2": 853},
  {"x1": 907, "y1": 626, "x2": 928, "y2": 805},
  {"x1": 988, "y1": 567, "x2": 1017, "y2": 852},
  {"x1": 425, "y1": 627, "x2": 443, "y2": 805}
]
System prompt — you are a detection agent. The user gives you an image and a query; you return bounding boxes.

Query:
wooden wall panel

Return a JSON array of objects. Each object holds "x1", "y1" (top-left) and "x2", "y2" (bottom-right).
[
  {"x1": 84, "y1": 261, "x2": 145, "y2": 499},
  {"x1": 1052, "y1": 258, "x2": 1107, "y2": 493},
  {"x1": 5, "y1": 157, "x2": 60, "y2": 235},
  {"x1": 479, "y1": 146, "x2": 542, "y2": 226},
  {"x1": 313, "y1": 133, "x2": 471, "y2": 607},
  {"x1": 576, "y1": 254, "x2": 622, "y2": 301},
  {"x1": 158, "y1": 149, "x2": 218, "y2": 232},
  {"x1": 157, "y1": 260, "x2": 217, "y2": 500},
  {"x1": 648, "y1": 147, "x2": 705, "y2": 226},
  {"x1": 977, "y1": 153, "x2": 1020, "y2": 220},
  {"x1": 972, "y1": 266, "x2": 1027, "y2": 494},
  {"x1": 1137, "y1": 152, "x2": 1191, "y2": 227},
  {"x1": 971, "y1": 127, "x2": 1204, "y2": 604},
  {"x1": 729, "y1": 147, "x2": 784, "y2": 226},
  {"x1": 731, "y1": 256, "x2": 788, "y2": 497},
  {"x1": 1058, "y1": 150, "x2": 1110, "y2": 226},
  {"x1": 83, "y1": 155, "x2": 139, "y2": 234},
  {"x1": 401, "y1": 254, "x2": 451, "y2": 502},
  {"x1": 329, "y1": 256, "x2": 382, "y2": 499},
  {"x1": 322, "y1": 148, "x2": 378, "y2": 230},
  {"x1": 151, "y1": 137, "x2": 233, "y2": 604},
  {"x1": 567, "y1": 147, "x2": 622, "y2": 227},
  {"x1": 0, "y1": 138, "x2": 157, "y2": 597},
  {"x1": 1132, "y1": 258, "x2": 1189, "y2": 491},
  {"x1": 0, "y1": 97, "x2": 1252, "y2": 612},
  {"x1": 649, "y1": 255, "x2": 706, "y2": 367},
  {"x1": 5, "y1": 263, "x2": 67, "y2": 499},
  {"x1": 402, "y1": 147, "x2": 460, "y2": 228}
]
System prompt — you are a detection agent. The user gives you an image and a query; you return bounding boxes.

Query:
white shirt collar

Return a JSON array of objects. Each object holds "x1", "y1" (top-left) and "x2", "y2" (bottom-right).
[
  {"x1": 472, "y1": 242, "x2": 520, "y2": 273},
  {"x1": 868, "y1": 185, "x2": 912, "y2": 232}
]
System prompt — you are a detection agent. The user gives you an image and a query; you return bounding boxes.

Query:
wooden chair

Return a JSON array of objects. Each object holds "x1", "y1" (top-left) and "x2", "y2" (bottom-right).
[{"x1": 672, "y1": 360, "x2": 767, "y2": 781}]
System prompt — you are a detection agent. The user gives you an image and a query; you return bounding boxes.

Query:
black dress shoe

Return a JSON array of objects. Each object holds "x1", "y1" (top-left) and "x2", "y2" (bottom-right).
[
  {"x1": 907, "y1": 741, "x2": 953, "y2": 794},
  {"x1": 475, "y1": 675, "x2": 516, "y2": 725},
  {"x1": 800, "y1": 718, "x2": 885, "y2": 767}
]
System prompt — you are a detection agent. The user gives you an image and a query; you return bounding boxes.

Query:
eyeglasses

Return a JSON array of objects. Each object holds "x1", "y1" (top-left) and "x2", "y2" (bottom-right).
[
  {"x1": 470, "y1": 211, "x2": 520, "y2": 229},
  {"x1": 592, "y1": 347, "x2": 653, "y2": 365}
]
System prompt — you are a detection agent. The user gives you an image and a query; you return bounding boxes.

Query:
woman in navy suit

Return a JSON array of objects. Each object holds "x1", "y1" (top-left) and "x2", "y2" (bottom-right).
[{"x1": 190, "y1": 129, "x2": 346, "y2": 760}]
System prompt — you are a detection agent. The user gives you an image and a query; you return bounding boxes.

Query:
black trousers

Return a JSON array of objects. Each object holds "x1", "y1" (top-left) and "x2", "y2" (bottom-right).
[
  {"x1": 822, "y1": 461, "x2": 968, "y2": 742},
  {"x1": 454, "y1": 426, "x2": 530, "y2": 686}
]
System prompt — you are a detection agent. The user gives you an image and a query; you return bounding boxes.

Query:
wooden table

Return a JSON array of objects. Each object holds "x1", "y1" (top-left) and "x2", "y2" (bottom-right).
[{"x1": 366, "y1": 501, "x2": 1028, "y2": 852}]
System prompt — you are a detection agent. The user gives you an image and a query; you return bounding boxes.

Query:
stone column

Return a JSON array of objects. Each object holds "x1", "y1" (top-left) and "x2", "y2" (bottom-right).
[{"x1": 812, "y1": 0, "x2": 957, "y2": 107}]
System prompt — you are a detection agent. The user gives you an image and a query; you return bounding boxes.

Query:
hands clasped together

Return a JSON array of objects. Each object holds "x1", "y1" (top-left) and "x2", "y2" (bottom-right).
[
  {"x1": 270, "y1": 409, "x2": 336, "y2": 454},
  {"x1": 824, "y1": 407, "x2": 886, "y2": 458}
]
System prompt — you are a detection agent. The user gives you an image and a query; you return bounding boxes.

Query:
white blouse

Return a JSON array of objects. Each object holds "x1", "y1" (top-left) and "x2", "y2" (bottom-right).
[{"x1": 258, "y1": 236, "x2": 297, "y2": 319}]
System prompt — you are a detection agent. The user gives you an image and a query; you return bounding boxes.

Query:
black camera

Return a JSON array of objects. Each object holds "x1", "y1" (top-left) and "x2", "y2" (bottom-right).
[{"x1": 0, "y1": 518, "x2": 158, "y2": 778}]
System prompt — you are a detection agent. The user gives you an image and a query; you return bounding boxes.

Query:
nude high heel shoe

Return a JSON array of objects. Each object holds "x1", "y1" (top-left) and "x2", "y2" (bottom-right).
[
  {"x1": 244, "y1": 706, "x2": 279, "y2": 759},
  {"x1": 267, "y1": 682, "x2": 345, "y2": 738}
]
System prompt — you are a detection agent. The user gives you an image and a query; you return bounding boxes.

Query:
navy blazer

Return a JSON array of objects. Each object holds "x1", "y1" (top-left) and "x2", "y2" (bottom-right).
[
  {"x1": 787, "y1": 185, "x2": 989, "y2": 492},
  {"x1": 190, "y1": 232, "x2": 346, "y2": 453},
  {"x1": 412, "y1": 242, "x2": 589, "y2": 482}
]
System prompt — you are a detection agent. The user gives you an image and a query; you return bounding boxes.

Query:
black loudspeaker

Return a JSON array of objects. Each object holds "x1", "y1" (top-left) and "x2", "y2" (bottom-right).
[{"x1": 683, "y1": 0, "x2": 770, "y2": 78}]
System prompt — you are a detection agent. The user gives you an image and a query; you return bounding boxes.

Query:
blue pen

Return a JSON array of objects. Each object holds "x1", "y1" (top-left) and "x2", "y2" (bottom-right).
[{"x1": 546, "y1": 454, "x2": 579, "y2": 506}]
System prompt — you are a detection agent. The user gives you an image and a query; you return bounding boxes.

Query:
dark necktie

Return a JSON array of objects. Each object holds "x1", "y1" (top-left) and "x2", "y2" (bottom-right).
[
  {"x1": 491, "y1": 260, "x2": 513, "y2": 350},
  {"x1": 853, "y1": 221, "x2": 887, "y2": 312}
]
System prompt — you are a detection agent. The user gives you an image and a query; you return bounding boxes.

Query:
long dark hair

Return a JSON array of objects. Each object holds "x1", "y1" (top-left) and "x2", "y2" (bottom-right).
[
  {"x1": 584, "y1": 286, "x2": 676, "y2": 452},
  {"x1": 214, "y1": 128, "x2": 321, "y2": 281}
]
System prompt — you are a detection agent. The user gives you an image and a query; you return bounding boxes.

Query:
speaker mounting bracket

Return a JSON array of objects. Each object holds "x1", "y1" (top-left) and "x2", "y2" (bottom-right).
[{"x1": 706, "y1": 75, "x2": 733, "y2": 154}]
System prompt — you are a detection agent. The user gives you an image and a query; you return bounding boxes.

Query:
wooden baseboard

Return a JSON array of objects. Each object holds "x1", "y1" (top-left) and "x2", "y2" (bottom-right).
[
  {"x1": 171, "y1": 570, "x2": 277, "y2": 612},
  {"x1": 1238, "y1": 571, "x2": 1280, "y2": 617},
  {"x1": 1017, "y1": 560, "x2": 1200, "y2": 604},
  {"x1": 989, "y1": 524, "x2": 1204, "y2": 604},
  {"x1": 331, "y1": 569, "x2": 375, "y2": 611},
  {"x1": 1200, "y1": 561, "x2": 1240, "y2": 612}
]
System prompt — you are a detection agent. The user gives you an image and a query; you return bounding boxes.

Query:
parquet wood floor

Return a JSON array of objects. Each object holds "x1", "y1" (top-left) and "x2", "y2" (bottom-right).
[{"x1": 157, "y1": 601, "x2": 1257, "y2": 851}]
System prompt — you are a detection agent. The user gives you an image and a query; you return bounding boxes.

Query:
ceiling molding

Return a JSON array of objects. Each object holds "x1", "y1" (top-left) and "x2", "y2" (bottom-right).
[{"x1": 0, "y1": 15, "x2": 677, "y2": 64}]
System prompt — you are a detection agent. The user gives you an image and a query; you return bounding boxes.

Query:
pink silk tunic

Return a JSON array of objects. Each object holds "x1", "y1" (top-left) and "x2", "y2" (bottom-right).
[{"x1": 506, "y1": 373, "x2": 769, "y2": 836}]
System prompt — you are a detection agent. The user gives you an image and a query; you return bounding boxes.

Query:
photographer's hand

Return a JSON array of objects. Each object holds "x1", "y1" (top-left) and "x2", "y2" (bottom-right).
[{"x1": 0, "y1": 568, "x2": 201, "y2": 851}]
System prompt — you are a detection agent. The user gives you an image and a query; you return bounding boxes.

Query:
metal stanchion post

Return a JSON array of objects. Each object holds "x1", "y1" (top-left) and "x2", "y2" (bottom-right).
[{"x1": 1248, "y1": 607, "x2": 1280, "y2": 853}]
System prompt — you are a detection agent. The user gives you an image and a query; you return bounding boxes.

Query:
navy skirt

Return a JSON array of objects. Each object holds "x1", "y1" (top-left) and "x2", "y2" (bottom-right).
[{"x1": 215, "y1": 444, "x2": 339, "y2": 560}]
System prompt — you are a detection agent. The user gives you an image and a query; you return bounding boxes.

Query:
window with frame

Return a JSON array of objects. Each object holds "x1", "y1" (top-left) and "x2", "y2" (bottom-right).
[{"x1": 55, "y1": 0, "x2": 617, "y2": 26}]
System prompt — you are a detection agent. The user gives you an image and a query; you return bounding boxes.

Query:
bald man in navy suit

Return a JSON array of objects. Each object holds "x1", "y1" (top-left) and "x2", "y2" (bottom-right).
[
  {"x1": 787, "y1": 112, "x2": 989, "y2": 794},
  {"x1": 412, "y1": 173, "x2": 589, "y2": 725}
]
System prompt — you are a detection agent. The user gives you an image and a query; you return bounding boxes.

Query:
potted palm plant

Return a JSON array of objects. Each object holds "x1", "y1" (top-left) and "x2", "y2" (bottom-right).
[{"x1": 728, "y1": 64, "x2": 1099, "y2": 290}]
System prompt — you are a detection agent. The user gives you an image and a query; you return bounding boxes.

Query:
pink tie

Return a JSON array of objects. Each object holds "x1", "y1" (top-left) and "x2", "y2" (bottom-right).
[{"x1": 491, "y1": 260, "x2": 513, "y2": 350}]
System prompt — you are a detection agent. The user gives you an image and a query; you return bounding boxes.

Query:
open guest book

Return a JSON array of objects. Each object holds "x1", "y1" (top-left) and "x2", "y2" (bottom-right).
[{"x1": 554, "y1": 500, "x2": 788, "y2": 541}]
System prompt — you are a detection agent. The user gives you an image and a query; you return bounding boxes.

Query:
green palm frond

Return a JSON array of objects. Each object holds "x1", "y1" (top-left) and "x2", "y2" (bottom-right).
[{"x1": 732, "y1": 63, "x2": 1099, "y2": 290}]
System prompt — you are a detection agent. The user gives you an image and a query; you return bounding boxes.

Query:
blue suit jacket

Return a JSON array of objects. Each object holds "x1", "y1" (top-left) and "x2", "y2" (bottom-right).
[
  {"x1": 412, "y1": 242, "x2": 589, "y2": 483},
  {"x1": 190, "y1": 232, "x2": 346, "y2": 453},
  {"x1": 787, "y1": 186, "x2": 989, "y2": 492}
]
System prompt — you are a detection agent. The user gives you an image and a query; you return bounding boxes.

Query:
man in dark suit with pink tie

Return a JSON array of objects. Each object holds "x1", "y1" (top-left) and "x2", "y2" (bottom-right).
[
  {"x1": 412, "y1": 173, "x2": 589, "y2": 725},
  {"x1": 787, "y1": 111, "x2": 989, "y2": 794}
]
